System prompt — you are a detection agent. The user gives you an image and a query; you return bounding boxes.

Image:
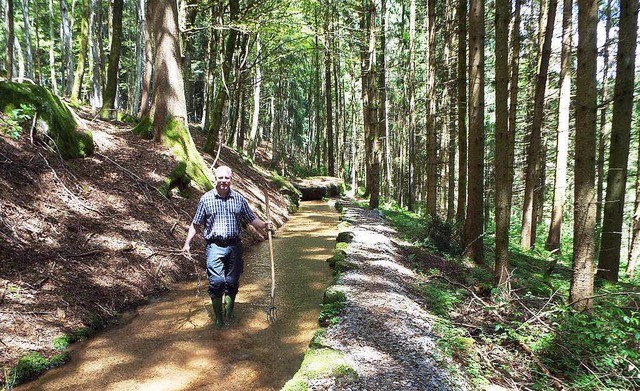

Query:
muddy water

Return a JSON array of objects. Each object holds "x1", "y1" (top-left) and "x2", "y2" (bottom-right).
[{"x1": 19, "y1": 201, "x2": 337, "y2": 391}]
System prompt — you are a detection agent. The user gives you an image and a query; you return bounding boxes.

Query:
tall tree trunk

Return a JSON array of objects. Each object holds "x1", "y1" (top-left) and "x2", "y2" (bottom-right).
[
  {"x1": 148, "y1": 0, "x2": 213, "y2": 189},
  {"x1": 597, "y1": 0, "x2": 638, "y2": 282},
  {"x1": 494, "y1": 0, "x2": 511, "y2": 286},
  {"x1": 325, "y1": 12, "x2": 335, "y2": 176},
  {"x1": 570, "y1": 0, "x2": 598, "y2": 312},
  {"x1": 181, "y1": 0, "x2": 198, "y2": 122},
  {"x1": 248, "y1": 34, "x2": 262, "y2": 159},
  {"x1": 60, "y1": 0, "x2": 73, "y2": 96},
  {"x1": 446, "y1": 0, "x2": 456, "y2": 222},
  {"x1": 380, "y1": 0, "x2": 391, "y2": 203},
  {"x1": 314, "y1": 10, "x2": 322, "y2": 170},
  {"x1": 89, "y1": 0, "x2": 103, "y2": 110},
  {"x1": 463, "y1": 0, "x2": 484, "y2": 263},
  {"x1": 520, "y1": 0, "x2": 558, "y2": 249},
  {"x1": 205, "y1": 0, "x2": 239, "y2": 154},
  {"x1": 596, "y1": 0, "x2": 613, "y2": 230},
  {"x1": 425, "y1": 0, "x2": 437, "y2": 217},
  {"x1": 363, "y1": 0, "x2": 379, "y2": 209},
  {"x1": 628, "y1": 122, "x2": 640, "y2": 277},
  {"x1": 71, "y1": 0, "x2": 90, "y2": 103},
  {"x1": 5, "y1": 0, "x2": 14, "y2": 79},
  {"x1": 20, "y1": 0, "x2": 33, "y2": 79},
  {"x1": 99, "y1": 0, "x2": 123, "y2": 119},
  {"x1": 47, "y1": 0, "x2": 56, "y2": 92},
  {"x1": 132, "y1": 0, "x2": 146, "y2": 116},
  {"x1": 201, "y1": 2, "x2": 219, "y2": 129},
  {"x1": 545, "y1": 0, "x2": 573, "y2": 252},
  {"x1": 407, "y1": 0, "x2": 416, "y2": 211},
  {"x1": 456, "y1": 0, "x2": 468, "y2": 223}
]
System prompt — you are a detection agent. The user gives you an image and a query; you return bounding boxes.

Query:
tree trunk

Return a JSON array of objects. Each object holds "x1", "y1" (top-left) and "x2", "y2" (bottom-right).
[
  {"x1": 597, "y1": 0, "x2": 638, "y2": 282},
  {"x1": 47, "y1": 0, "x2": 56, "y2": 92},
  {"x1": 60, "y1": 0, "x2": 73, "y2": 96},
  {"x1": 324, "y1": 12, "x2": 335, "y2": 176},
  {"x1": 99, "y1": 0, "x2": 123, "y2": 119},
  {"x1": 88, "y1": 0, "x2": 103, "y2": 110},
  {"x1": 456, "y1": 0, "x2": 468, "y2": 224},
  {"x1": 628, "y1": 126, "x2": 640, "y2": 277},
  {"x1": 596, "y1": 0, "x2": 613, "y2": 230},
  {"x1": 248, "y1": 34, "x2": 262, "y2": 159},
  {"x1": 147, "y1": 0, "x2": 213, "y2": 189},
  {"x1": 520, "y1": 0, "x2": 558, "y2": 249},
  {"x1": 545, "y1": 0, "x2": 573, "y2": 252},
  {"x1": 407, "y1": 0, "x2": 416, "y2": 211},
  {"x1": 570, "y1": 0, "x2": 598, "y2": 312},
  {"x1": 5, "y1": 0, "x2": 14, "y2": 80},
  {"x1": 362, "y1": 0, "x2": 379, "y2": 209},
  {"x1": 463, "y1": 0, "x2": 484, "y2": 263},
  {"x1": 426, "y1": 0, "x2": 437, "y2": 217},
  {"x1": 20, "y1": 0, "x2": 33, "y2": 79},
  {"x1": 205, "y1": 0, "x2": 239, "y2": 154},
  {"x1": 71, "y1": 0, "x2": 90, "y2": 103},
  {"x1": 494, "y1": 0, "x2": 510, "y2": 286},
  {"x1": 380, "y1": 0, "x2": 391, "y2": 203},
  {"x1": 132, "y1": 0, "x2": 145, "y2": 115}
]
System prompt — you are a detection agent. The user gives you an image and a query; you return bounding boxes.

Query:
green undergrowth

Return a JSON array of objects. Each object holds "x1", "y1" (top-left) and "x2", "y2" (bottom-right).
[
  {"x1": 3, "y1": 324, "x2": 98, "y2": 389},
  {"x1": 377, "y1": 203, "x2": 640, "y2": 390}
]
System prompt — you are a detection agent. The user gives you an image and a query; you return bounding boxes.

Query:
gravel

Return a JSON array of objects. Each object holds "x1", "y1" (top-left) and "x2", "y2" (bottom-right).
[{"x1": 312, "y1": 204, "x2": 472, "y2": 391}]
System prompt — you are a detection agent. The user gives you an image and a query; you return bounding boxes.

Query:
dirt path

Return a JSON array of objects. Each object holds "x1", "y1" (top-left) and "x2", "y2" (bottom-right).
[{"x1": 17, "y1": 201, "x2": 337, "y2": 391}]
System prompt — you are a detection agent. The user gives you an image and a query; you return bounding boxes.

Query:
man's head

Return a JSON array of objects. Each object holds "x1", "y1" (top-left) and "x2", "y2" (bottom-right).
[{"x1": 215, "y1": 166, "x2": 233, "y2": 196}]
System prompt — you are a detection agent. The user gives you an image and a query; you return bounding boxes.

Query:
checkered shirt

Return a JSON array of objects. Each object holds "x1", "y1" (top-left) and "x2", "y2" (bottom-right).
[{"x1": 192, "y1": 188, "x2": 257, "y2": 240}]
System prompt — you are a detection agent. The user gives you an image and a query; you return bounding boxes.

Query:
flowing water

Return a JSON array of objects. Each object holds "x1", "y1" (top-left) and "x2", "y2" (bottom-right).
[{"x1": 18, "y1": 201, "x2": 338, "y2": 391}]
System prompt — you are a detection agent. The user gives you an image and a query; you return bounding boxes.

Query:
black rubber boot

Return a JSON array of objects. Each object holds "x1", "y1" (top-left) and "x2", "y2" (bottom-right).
[
  {"x1": 211, "y1": 297, "x2": 224, "y2": 328},
  {"x1": 224, "y1": 294, "x2": 235, "y2": 320}
]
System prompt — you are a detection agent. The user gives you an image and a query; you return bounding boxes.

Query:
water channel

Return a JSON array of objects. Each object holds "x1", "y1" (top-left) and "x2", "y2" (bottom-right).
[{"x1": 19, "y1": 201, "x2": 338, "y2": 391}]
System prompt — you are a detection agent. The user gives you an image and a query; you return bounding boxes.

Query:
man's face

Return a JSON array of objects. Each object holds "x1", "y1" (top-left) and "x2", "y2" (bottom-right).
[{"x1": 215, "y1": 168, "x2": 232, "y2": 193}]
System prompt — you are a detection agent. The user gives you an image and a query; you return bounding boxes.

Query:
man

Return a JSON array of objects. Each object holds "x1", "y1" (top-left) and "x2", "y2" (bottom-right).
[{"x1": 182, "y1": 165, "x2": 272, "y2": 328}]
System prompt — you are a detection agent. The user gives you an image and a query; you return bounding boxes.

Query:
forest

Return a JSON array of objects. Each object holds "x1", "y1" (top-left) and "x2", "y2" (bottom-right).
[{"x1": 1, "y1": 0, "x2": 640, "y2": 388}]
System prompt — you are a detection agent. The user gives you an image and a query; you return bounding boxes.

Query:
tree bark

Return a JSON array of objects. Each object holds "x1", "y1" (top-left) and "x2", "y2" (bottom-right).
[
  {"x1": 60, "y1": 0, "x2": 74, "y2": 96},
  {"x1": 205, "y1": 0, "x2": 239, "y2": 154},
  {"x1": 545, "y1": 0, "x2": 573, "y2": 252},
  {"x1": 494, "y1": 0, "x2": 510, "y2": 286},
  {"x1": 71, "y1": 0, "x2": 90, "y2": 103},
  {"x1": 5, "y1": 0, "x2": 14, "y2": 80},
  {"x1": 147, "y1": 0, "x2": 213, "y2": 189},
  {"x1": 88, "y1": 0, "x2": 103, "y2": 110},
  {"x1": 99, "y1": 0, "x2": 123, "y2": 119},
  {"x1": 597, "y1": 0, "x2": 638, "y2": 282},
  {"x1": 570, "y1": 0, "x2": 598, "y2": 312},
  {"x1": 20, "y1": 0, "x2": 33, "y2": 79},
  {"x1": 520, "y1": 0, "x2": 558, "y2": 249},
  {"x1": 596, "y1": 0, "x2": 613, "y2": 230},
  {"x1": 463, "y1": 0, "x2": 484, "y2": 263},
  {"x1": 407, "y1": 0, "x2": 416, "y2": 211},
  {"x1": 324, "y1": 12, "x2": 335, "y2": 176},
  {"x1": 455, "y1": 0, "x2": 468, "y2": 223}
]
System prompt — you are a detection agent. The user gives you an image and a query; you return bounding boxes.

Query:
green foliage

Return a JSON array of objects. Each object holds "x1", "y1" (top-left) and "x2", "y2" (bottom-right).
[
  {"x1": 537, "y1": 306, "x2": 640, "y2": 390},
  {"x1": 319, "y1": 295, "x2": 346, "y2": 326},
  {"x1": 381, "y1": 207, "x2": 462, "y2": 256},
  {"x1": 412, "y1": 278, "x2": 464, "y2": 318},
  {"x1": 0, "y1": 112, "x2": 23, "y2": 139},
  {"x1": 9, "y1": 352, "x2": 49, "y2": 385}
]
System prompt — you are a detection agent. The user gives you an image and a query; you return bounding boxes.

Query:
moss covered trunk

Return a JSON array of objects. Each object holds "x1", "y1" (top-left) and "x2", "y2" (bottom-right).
[{"x1": 0, "y1": 81, "x2": 94, "y2": 158}]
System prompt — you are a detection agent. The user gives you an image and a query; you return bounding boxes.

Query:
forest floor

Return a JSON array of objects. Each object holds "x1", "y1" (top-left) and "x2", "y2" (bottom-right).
[{"x1": 0, "y1": 108, "x2": 291, "y2": 388}]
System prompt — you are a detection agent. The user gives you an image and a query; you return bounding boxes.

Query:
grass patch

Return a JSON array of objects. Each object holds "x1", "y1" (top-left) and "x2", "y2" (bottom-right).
[{"x1": 281, "y1": 348, "x2": 357, "y2": 391}]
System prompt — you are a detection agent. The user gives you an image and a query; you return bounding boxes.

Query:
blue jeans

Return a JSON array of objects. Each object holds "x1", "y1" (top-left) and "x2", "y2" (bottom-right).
[{"x1": 205, "y1": 243, "x2": 243, "y2": 298}]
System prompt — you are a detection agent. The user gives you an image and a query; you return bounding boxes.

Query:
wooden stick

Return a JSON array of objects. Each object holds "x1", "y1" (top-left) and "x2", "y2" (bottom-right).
[{"x1": 265, "y1": 193, "x2": 276, "y2": 317}]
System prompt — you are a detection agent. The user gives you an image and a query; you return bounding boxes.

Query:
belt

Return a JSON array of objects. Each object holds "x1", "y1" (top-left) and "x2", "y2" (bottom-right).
[{"x1": 207, "y1": 236, "x2": 240, "y2": 247}]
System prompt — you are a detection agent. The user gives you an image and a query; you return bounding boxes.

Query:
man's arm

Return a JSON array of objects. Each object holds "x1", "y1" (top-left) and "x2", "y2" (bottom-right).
[
  {"x1": 182, "y1": 223, "x2": 201, "y2": 252},
  {"x1": 249, "y1": 218, "x2": 273, "y2": 232}
]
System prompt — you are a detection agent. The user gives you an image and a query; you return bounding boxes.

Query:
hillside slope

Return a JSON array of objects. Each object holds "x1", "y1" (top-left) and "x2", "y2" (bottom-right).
[{"x1": 0, "y1": 109, "x2": 290, "y2": 385}]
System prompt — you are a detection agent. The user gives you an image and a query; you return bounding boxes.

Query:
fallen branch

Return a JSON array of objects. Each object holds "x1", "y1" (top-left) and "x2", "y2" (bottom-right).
[{"x1": 66, "y1": 249, "x2": 103, "y2": 258}]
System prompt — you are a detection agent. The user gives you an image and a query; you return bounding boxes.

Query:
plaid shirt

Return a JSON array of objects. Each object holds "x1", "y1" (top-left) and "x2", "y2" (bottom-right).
[{"x1": 192, "y1": 188, "x2": 257, "y2": 240}]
